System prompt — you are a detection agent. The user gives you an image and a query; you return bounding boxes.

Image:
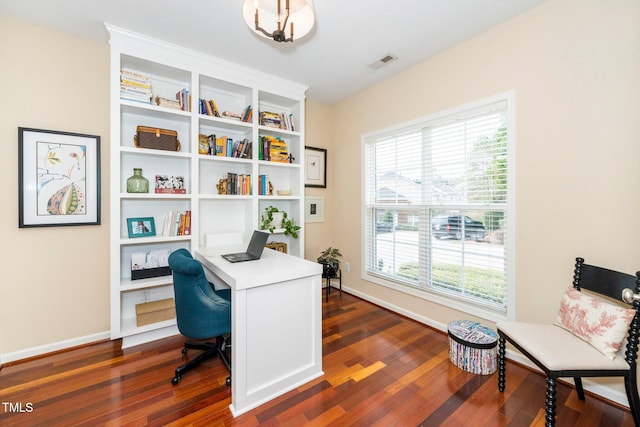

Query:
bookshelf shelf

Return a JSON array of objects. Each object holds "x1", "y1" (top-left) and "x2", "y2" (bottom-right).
[{"x1": 108, "y1": 25, "x2": 307, "y2": 348}]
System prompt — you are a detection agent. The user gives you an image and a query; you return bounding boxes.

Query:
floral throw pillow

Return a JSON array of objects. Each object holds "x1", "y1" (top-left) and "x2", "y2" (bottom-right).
[{"x1": 554, "y1": 287, "x2": 636, "y2": 360}]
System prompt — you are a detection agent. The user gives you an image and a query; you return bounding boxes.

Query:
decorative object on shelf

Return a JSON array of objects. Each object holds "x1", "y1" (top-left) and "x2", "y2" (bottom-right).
[
  {"x1": 304, "y1": 146, "x2": 327, "y2": 188},
  {"x1": 277, "y1": 189, "x2": 292, "y2": 196},
  {"x1": 18, "y1": 127, "x2": 101, "y2": 227},
  {"x1": 317, "y1": 246, "x2": 342, "y2": 278},
  {"x1": 216, "y1": 178, "x2": 228, "y2": 195},
  {"x1": 133, "y1": 125, "x2": 181, "y2": 151},
  {"x1": 155, "y1": 175, "x2": 185, "y2": 194},
  {"x1": 242, "y1": 0, "x2": 315, "y2": 43},
  {"x1": 260, "y1": 205, "x2": 300, "y2": 238},
  {"x1": 198, "y1": 134, "x2": 210, "y2": 154},
  {"x1": 131, "y1": 248, "x2": 171, "y2": 280},
  {"x1": 126, "y1": 217, "x2": 156, "y2": 238},
  {"x1": 266, "y1": 242, "x2": 288, "y2": 253},
  {"x1": 135, "y1": 298, "x2": 175, "y2": 326},
  {"x1": 126, "y1": 168, "x2": 149, "y2": 193},
  {"x1": 304, "y1": 196, "x2": 324, "y2": 223}
]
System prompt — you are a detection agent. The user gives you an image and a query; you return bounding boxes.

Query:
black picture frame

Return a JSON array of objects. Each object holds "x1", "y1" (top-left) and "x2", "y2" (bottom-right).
[
  {"x1": 18, "y1": 127, "x2": 101, "y2": 227},
  {"x1": 127, "y1": 217, "x2": 156, "y2": 238},
  {"x1": 304, "y1": 146, "x2": 327, "y2": 188}
]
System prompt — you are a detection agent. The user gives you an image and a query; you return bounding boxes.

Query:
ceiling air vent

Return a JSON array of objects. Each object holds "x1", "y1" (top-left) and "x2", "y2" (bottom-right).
[{"x1": 367, "y1": 53, "x2": 398, "y2": 70}]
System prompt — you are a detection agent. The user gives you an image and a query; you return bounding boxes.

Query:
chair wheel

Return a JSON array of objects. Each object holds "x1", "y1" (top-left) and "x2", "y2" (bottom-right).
[
  {"x1": 172, "y1": 376, "x2": 180, "y2": 385},
  {"x1": 181, "y1": 347, "x2": 188, "y2": 355},
  {"x1": 226, "y1": 376, "x2": 231, "y2": 386}
]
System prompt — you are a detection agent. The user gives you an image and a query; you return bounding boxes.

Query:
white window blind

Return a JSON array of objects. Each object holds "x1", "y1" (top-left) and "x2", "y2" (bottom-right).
[{"x1": 363, "y1": 93, "x2": 513, "y2": 317}]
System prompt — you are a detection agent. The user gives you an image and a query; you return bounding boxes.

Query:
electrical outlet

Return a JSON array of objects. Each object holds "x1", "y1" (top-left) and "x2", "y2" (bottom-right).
[{"x1": 345, "y1": 262, "x2": 350, "y2": 273}]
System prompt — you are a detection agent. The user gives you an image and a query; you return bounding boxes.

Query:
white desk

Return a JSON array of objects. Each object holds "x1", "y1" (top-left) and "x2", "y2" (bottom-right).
[{"x1": 194, "y1": 246, "x2": 323, "y2": 416}]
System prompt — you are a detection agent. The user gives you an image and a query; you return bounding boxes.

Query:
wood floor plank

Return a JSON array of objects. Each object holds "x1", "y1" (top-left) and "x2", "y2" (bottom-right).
[{"x1": 0, "y1": 291, "x2": 633, "y2": 426}]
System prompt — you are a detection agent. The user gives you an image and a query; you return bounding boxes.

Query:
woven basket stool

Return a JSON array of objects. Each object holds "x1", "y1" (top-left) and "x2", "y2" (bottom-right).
[{"x1": 447, "y1": 319, "x2": 498, "y2": 375}]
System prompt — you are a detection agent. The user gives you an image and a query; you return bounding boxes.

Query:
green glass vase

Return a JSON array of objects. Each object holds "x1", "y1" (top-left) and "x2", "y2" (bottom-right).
[{"x1": 126, "y1": 168, "x2": 149, "y2": 193}]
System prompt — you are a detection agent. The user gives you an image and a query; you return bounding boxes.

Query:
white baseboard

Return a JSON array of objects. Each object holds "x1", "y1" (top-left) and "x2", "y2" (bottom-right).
[
  {"x1": 0, "y1": 331, "x2": 110, "y2": 365},
  {"x1": 340, "y1": 284, "x2": 630, "y2": 409}
]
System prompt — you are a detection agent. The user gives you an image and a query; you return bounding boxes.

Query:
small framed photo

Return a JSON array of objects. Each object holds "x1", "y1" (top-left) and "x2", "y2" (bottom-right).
[
  {"x1": 127, "y1": 217, "x2": 156, "y2": 238},
  {"x1": 18, "y1": 127, "x2": 101, "y2": 227},
  {"x1": 305, "y1": 196, "x2": 324, "y2": 223},
  {"x1": 304, "y1": 146, "x2": 327, "y2": 188}
]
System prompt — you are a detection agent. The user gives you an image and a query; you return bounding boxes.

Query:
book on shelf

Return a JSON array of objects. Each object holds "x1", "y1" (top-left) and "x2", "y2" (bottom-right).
[
  {"x1": 198, "y1": 98, "x2": 220, "y2": 117},
  {"x1": 241, "y1": 105, "x2": 253, "y2": 123},
  {"x1": 161, "y1": 210, "x2": 191, "y2": 237},
  {"x1": 222, "y1": 111, "x2": 242, "y2": 121},
  {"x1": 176, "y1": 88, "x2": 191, "y2": 112},
  {"x1": 155, "y1": 175, "x2": 186, "y2": 194},
  {"x1": 120, "y1": 69, "x2": 151, "y2": 104},
  {"x1": 220, "y1": 173, "x2": 251, "y2": 195},
  {"x1": 155, "y1": 96, "x2": 182, "y2": 110},
  {"x1": 259, "y1": 111, "x2": 296, "y2": 131},
  {"x1": 260, "y1": 135, "x2": 288, "y2": 162}
]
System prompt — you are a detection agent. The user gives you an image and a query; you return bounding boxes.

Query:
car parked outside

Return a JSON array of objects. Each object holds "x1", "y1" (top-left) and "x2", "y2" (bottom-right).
[{"x1": 431, "y1": 215, "x2": 485, "y2": 240}]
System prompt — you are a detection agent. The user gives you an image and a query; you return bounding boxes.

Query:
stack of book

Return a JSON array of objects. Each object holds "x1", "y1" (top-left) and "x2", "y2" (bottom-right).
[
  {"x1": 259, "y1": 111, "x2": 296, "y2": 131},
  {"x1": 260, "y1": 135, "x2": 288, "y2": 162},
  {"x1": 120, "y1": 69, "x2": 151, "y2": 104},
  {"x1": 155, "y1": 96, "x2": 181, "y2": 110},
  {"x1": 222, "y1": 111, "x2": 242, "y2": 121},
  {"x1": 154, "y1": 175, "x2": 186, "y2": 194}
]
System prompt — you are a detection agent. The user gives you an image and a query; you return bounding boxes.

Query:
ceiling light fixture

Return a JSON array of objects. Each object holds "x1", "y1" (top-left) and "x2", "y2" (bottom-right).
[{"x1": 242, "y1": 0, "x2": 315, "y2": 43}]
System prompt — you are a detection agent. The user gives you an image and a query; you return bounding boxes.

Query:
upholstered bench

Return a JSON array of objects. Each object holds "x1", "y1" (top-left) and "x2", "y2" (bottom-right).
[{"x1": 448, "y1": 319, "x2": 498, "y2": 375}]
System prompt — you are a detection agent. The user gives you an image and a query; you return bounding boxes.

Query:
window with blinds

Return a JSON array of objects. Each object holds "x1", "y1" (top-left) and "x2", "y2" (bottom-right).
[{"x1": 362, "y1": 92, "x2": 514, "y2": 319}]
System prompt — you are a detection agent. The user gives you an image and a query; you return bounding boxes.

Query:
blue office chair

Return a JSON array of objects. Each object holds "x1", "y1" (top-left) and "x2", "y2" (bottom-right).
[{"x1": 168, "y1": 248, "x2": 231, "y2": 385}]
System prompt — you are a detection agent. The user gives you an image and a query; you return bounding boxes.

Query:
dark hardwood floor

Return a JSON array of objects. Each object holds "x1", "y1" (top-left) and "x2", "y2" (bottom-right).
[{"x1": 0, "y1": 291, "x2": 635, "y2": 426}]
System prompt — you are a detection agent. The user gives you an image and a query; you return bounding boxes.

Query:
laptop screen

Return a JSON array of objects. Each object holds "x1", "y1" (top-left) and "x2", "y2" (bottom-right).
[{"x1": 247, "y1": 231, "x2": 269, "y2": 258}]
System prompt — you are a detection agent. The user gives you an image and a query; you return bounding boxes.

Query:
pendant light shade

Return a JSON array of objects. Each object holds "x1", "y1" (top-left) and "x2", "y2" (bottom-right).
[{"x1": 242, "y1": 0, "x2": 315, "y2": 43}]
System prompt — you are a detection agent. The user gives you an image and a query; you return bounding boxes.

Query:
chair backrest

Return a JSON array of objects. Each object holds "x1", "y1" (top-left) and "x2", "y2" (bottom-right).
[
  {"x1": 573, "y1": 257, "x2": 640, "y2": 367},
  {"x1": 168, "y1": 248, "x2": 231, "y2": 340}
]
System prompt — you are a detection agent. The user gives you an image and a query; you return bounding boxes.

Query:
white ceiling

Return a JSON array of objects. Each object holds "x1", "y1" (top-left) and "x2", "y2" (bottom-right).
[{"x1": 0, "y1": 0, "x2": 546, "y2": 104}]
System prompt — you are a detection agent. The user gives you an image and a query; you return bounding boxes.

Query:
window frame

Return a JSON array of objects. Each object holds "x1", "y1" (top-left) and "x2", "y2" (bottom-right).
[{"x1": 361, "y1": 91, "x2": 516, "y2": 323}]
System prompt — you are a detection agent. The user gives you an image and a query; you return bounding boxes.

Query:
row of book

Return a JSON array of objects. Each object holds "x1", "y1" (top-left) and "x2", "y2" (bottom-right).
[
  {"x1": 198, "y1": 98, "x2": 253, "y2": 123},
  {"x1": 160, "y1": 210, "x2": 191, "y2": 237},
  {"x1": 258, "y1": 174, "x2": 272, "y2": 196},
  {"x1": 259, "y1": 111, "x2": 296, "y2": 131},
  {"x1": 199, "y1": 135, "x2": 252, "y2": 158},
  {"x1": 259, "y1": 135, "x2": 289, "y2": 162},
  {"x1": 120, "y1": 69, "x2": 152, "y2": 104},
  {"x1": 221, "y1": 173, "x2": 251, "y2": 195},
  {"x1": 120, "y1": 69, "x2": 190, "y2": 111}
]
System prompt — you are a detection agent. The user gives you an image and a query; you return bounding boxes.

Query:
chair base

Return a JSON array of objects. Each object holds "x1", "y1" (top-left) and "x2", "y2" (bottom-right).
[{"x1": 171, "y1": 335, "x2": 231, "y2": 385}]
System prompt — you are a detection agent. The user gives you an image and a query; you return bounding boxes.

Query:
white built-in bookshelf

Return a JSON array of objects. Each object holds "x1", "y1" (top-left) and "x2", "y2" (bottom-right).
[{"x1": 108, "y1": 25, "x2": 308, "y2": 348}]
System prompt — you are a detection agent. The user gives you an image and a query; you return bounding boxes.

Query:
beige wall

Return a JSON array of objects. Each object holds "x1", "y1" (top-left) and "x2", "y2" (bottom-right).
[
  {"x1": 321, "y1": 0, "x2": 640, "y2": 327},
  {"x1": 0, "y1": 15, "x2": 111, "y2": 357}
]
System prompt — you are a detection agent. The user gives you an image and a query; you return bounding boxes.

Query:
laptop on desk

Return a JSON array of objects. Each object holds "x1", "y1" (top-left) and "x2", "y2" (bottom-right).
[{"x1": 221, "y1": 230, "x2": 269, "y2": 263}]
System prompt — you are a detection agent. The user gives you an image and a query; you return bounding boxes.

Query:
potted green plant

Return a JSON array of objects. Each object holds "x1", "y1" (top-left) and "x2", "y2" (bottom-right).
[
  {"x1": 260, "y1": 206, "x2": 301, "y2": 238},
  {"x1": 317, "y1": 247, "x2": 342, "y2": 278}
]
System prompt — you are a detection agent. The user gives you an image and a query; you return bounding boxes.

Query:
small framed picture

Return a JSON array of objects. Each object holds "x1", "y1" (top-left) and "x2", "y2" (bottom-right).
[
  {"x1": 127, "y1": 217, "x2": 156, "y2": 238},
  {"x1": 304, "y1": 146, "x2": 327, "y2": 188},
  {"x1": 305, "y1": 196, "x2": 324, "y2": 223}
]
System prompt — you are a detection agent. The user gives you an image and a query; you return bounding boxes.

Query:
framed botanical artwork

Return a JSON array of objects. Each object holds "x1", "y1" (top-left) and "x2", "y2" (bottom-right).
[
  {"x1": 127, "y1": 217, "x2": 156, "y2": 238},
  {"x1": 304, "y1": 146, "x2": 327, "y2": 188},
  {"x1": 18, "y1": 127, "x2": 101, "y2": 227},
  {"x1": 305, "y1": 196, "x2": 324, "y2": 223}
]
